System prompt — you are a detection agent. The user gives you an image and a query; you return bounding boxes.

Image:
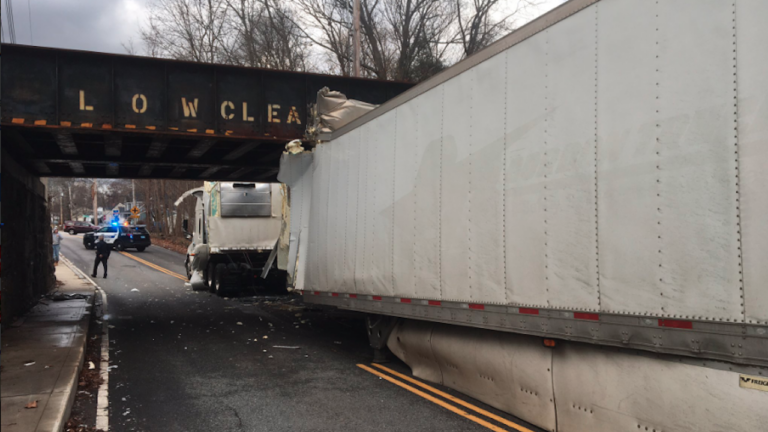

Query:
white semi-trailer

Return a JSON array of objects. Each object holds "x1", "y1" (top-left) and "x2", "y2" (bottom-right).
[
  {"x1": 176, "y1": 181, "x2": 285, "y2": 294},
  {"x1": 279, "y1": 0, "x2": 768, "y2": 431}
]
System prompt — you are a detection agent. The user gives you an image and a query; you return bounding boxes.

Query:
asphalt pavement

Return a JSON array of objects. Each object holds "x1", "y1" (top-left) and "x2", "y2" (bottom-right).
[{"x1": 59, "y1": 234, "x2": 543, "y2": 432}]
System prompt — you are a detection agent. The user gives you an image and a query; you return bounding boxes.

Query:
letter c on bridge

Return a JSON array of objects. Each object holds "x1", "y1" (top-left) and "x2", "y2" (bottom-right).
[
  {"x1": 221, "y1": 101, "x2": 235, "y2": 120},
  {"x1": 132, "y1": 94, "x2": 148, "y2": 113}
]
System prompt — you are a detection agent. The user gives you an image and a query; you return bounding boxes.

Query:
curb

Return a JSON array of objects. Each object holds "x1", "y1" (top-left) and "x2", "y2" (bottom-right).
[
  {"x1": 59, "y1": 255, "x2": 110, "y2": 432},
  {"x1": 52, "y1": 256, "x2": 98, "y2": 432}
]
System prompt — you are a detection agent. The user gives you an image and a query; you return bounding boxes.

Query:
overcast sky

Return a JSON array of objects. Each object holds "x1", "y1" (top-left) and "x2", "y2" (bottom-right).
[{"x1": 2, "y1": 0, "x2": 567, "y2": 55}]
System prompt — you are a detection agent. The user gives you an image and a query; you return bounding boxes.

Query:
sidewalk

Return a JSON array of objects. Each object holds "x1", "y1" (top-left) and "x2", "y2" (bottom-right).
[{"x1": 1, "y1": 259, "x2": 96, "y2": 432}]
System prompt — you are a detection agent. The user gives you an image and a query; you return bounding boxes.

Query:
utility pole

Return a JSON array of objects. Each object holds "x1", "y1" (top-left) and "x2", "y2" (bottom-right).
[
  {"x1": 67, "y1": 183, "x2": 73, "y2": 221},
  {"x1": 132, "y1": 179, "x2": 136, "y2": 226},
  {"x1": 353, "y1": 0, "x2": 361, "y2": 77},
  {"x1": 92, "y1": 180, "x2": 98, "y2": 226},
  {"x1": 59, "y1": 190, "x2": 64, "y2": 226}
]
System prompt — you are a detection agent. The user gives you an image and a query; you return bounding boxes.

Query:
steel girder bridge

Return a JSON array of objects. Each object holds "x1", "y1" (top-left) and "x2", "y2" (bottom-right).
[{"x1": 1, "y1": 44, "x2": 412, "y2": 181}]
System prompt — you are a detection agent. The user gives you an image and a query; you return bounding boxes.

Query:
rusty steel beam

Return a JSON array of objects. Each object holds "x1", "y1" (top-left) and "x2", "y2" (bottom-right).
[
  {"x1": 55, "y1": 132, "x2": 79, "y2": 155},
  {"x1": 104, "y1": 136, "x2": 123, "y2": 157},
  {"x1": 32, "y1": 156, "x2": 275, "y2": 171},
  {"x1": 223, "y1": 142, "x2": 260, "y2": 160},
  {"x1": 186, "y1": 139, "x2": 216, "y2": 159},
  {"x1": 145, "y1": 139, "x2": 168, "y2": 158}
]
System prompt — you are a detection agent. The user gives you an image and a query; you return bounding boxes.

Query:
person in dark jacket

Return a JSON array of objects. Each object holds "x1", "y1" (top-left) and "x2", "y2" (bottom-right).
[{"x1": 92, "y1": 235, "x2": 111, "y2": 278}]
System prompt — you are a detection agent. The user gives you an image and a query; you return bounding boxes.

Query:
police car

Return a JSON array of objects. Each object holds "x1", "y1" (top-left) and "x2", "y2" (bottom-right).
[{"x1": 83, "y1": 224, "x2": 151, "y2": 252}]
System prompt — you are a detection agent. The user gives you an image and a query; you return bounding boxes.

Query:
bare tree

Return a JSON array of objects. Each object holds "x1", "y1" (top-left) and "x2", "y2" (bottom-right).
[
  {"x1": 293, "y1": 0, "x2": 533, "y2": 82},
  {"x1": 295, "y1": 0, "x2": 451, "y2": 80},
  {"x1": 383, "y1": 0, "x2": 455, "y2": 81},
  {"x1": 455, "y1": 0, "x2": 539, "y2": 57},
  {"x1": 140, "y1": 0, "x2": 233, "y2": 63},
  {"x1": 225, "y1": 0, "x2": 311, "y2": 70},
  {"x1": 130, "y1": 0, "x2": 539, "y2": 80},
  {"x1": 135, "y1": 0, "x2": 311, "y2": 71},
  {"x1": 292, "y1": 0, "x2": 356, "y2": 76}
]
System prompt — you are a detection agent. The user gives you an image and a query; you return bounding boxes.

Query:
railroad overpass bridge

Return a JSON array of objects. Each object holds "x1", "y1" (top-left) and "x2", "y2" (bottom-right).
[
  {"x1": 0, "y1": 43, "x2": 411, "y2": 323},
  {"x1": 1, "y1": 44, "x2": 412, "y2": 181}
]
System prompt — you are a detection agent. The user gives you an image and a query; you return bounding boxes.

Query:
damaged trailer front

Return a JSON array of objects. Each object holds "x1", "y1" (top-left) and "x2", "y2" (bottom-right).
[{"x1": 277, "y1": 0, "x2": 768, "y2": 431}]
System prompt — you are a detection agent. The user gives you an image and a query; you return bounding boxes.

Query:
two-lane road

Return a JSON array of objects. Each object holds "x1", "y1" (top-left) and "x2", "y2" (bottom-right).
[{"x1": 60, "y1": 234, "x2": 543, "y2": 432}]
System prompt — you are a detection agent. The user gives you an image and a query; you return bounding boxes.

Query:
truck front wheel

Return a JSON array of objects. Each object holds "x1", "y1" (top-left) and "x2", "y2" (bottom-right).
[{"x1": 185, "y1": 257, "x2": 192, "y2": 279}]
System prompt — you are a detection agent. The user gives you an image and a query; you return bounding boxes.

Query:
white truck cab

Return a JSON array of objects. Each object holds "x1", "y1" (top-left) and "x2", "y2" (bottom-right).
[{"x1": 177, "y1": 181, "x2": 285, "y2": 295}]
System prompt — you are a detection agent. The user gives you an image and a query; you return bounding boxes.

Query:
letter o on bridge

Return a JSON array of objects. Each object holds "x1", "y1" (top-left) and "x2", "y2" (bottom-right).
[{"x1": 132, "y1": 94, "x2": 148, "y2": 113}]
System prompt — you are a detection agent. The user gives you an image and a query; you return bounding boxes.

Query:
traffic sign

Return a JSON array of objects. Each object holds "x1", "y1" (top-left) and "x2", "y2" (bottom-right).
[
  {"x1": 130, "y1": 214, "x2": 140, "y2": 219},
  {"x1": 131, "y1": 206, "x2": 140, "y2": 216}
]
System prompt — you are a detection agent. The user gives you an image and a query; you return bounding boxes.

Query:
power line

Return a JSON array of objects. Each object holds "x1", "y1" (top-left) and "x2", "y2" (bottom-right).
[
  {"x1": 27, "y1": 0, "x2": 33, "y2": 44},
  {"x1": 5, "y1": 0, "x2": 17, "y2": 43}
]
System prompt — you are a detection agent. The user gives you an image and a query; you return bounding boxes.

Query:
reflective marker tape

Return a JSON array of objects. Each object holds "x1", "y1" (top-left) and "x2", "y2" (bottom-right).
[
  {"x1": 468, "y1": 304, "x2": 485, "y2": 310},
  {"x1": 519, "y1": 308, "x2": 539, "y2": 315},
  {"x1": 574, "y1": 312, "x2": 600, "y2": 321},
  {"x1": 348, "y1": 294, "x2": 357, "y2": 299},
  {"x1": 332, "y1": 293, "x2": 339, "y2": 297},
  {"x1": 658, "y1": 319, "x2": 693, "y2": 329},
  {"x1": 400, "y1": 298, "x2": 411, "y2": 303},
  {"x1": 428, "y1": 300, "x2": 441, "y2": 306},
  {"x1": 373, "y1": 296, "x2": 382, "y2": 301}
]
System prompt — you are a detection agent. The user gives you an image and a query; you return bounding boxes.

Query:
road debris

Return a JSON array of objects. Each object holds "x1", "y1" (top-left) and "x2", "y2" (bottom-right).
[
  {"x1": 24, "y1": 361, "x2": 36, "y2": 366},
  {"x1": 88, "y1": 361, "x2": 95, "y2": 370},
  {"x1": 237, "y1": 322, "x2": 243, "y2": 326},
  {"x1": 44, "y1": 293, "x2": 90, "y2": 301},
  {"x1": 25, "y1": 400, "x2": 38, "y2": 409},
  {"x1": 130, "y1": 288, "x2": 140, "y2": 292},
  {"x1": 273, "y1": 346, "x2": 300, "y2": 349}
]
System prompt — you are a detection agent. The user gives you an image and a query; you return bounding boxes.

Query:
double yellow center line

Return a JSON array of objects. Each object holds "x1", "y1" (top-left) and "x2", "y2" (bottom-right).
[
  {"x1": 118, "y1": 251, "x2": 188, "y2": 282},
  {"x1": 358, "y1": 364, "x2": 536, "y2": 432}
]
